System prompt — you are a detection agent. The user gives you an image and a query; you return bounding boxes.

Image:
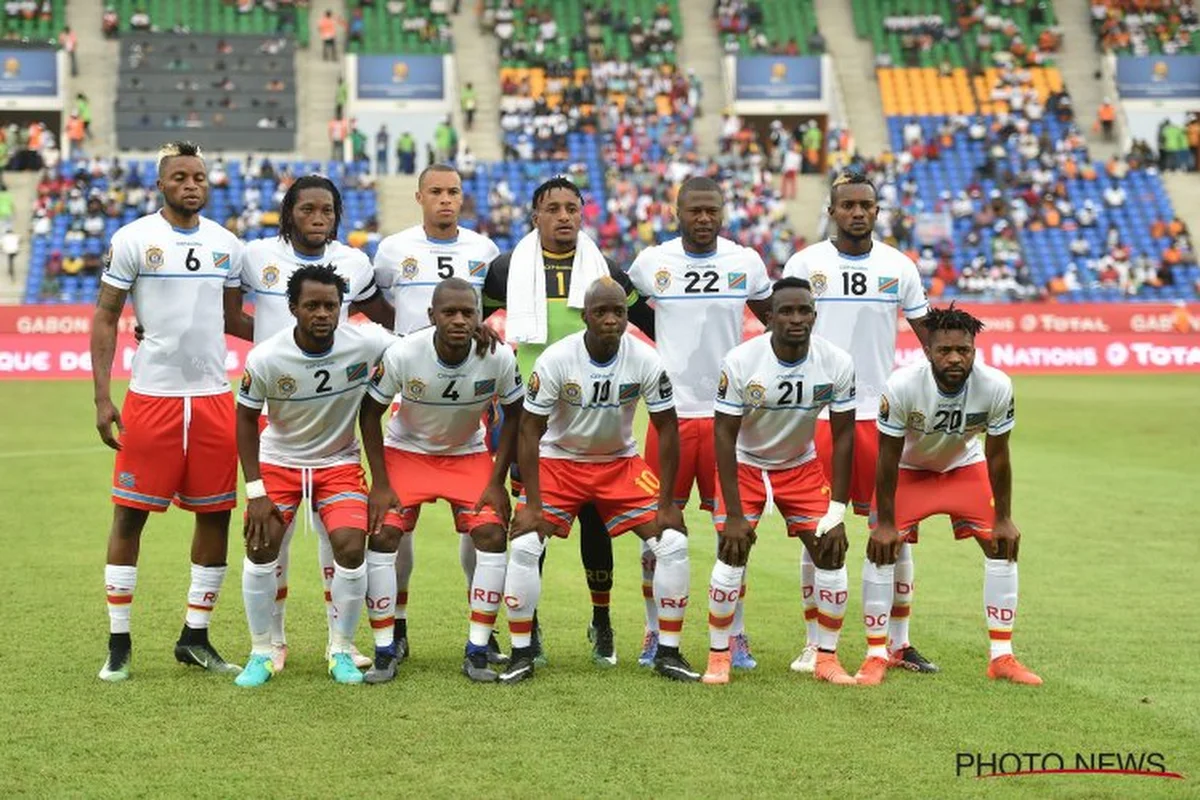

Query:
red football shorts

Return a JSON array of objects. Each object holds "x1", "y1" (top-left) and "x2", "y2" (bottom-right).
[
  {"x1": 381, "y1": 449, "x2": 504, "y2": 533},
  {"x1": 713, "y1": 459, "x2": 831, "y2": 537},
  {"x1": 870, "y1": 462, "x2": 995, "y2": 543},
  {"x1": 814, "y1": 418, "x2": 878, "y2": 517},
  {"x1": 518, "y1": 456, "x2": 660, "y2": 537},
  {"x1": 644, "y1": 416, "x2": 716, "y2": 511},
  {"x1": 112, "y1": 391, "x2": 237, "y2": 513},
  {"x1": 259, "y1": 462, "x2": 369, "y2": 533}
]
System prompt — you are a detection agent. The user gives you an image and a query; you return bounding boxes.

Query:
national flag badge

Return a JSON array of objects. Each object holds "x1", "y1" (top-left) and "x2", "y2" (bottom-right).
[
  {"x1": 213, "y1": 251, "x2": 231, "y2": 271},
  {"x1": 878, "y1": 276, "x2": 899, "y2": 295},
  {"x1": 907, "y1": 411, "x2": 925, "y2": 431},
  {"x1": 812, "y1": 383, "x2": 833, "y2": 403},
  {"x1": 810, "y1": 272, "x2": 827, "y2": 296},
  {"x1": 276, "y1": 375, "x2": 297, "y2": 397},
  {"x1": 406, "y1": 377, "x2": 426, "y2": 399},
  {"x1": 401, "y1": 256, "x2": 419, "y2": 279},
  {"x1": 654, "y1": 269, "x2": 671, "y2": 293},
  {"x1": 474, "y1": 378, "x2": 496, "y2": 396},
  {"x1": 618, "y1": 382, "x2": 640, "y2": 402},
  {"x1": 261, "y1": 264, "x2": 280, "y2": 287},
  {"x1": 346, "y1": 361, "x2": 368, "y2": 382},
  {"x1": 746, "y1": 381, "x2": 766, "y2": 408},
  {"x1": 118, "y1": 471, "x2": 136, "y2": 489},
  {"x1": 144, "y1": 245, "x2": 164, "y2": 271},
  {"x1": 728, "y1": 272, "x2": 747, "y2": 290},
  {"x1": 563, "y1": 381, "x2": 582, "y2": 404},
  {"x1": 468, "y1": 259, "x2": 487, "y2": 276},
  {"x1": 965, "y1": 411, "x2": 987, "y2": 432}
]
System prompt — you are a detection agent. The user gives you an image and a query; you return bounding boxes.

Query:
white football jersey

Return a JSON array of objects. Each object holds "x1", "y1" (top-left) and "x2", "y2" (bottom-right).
[
  {"x1": 101, "y1": 211, "x2": 243, "y2": 397},
  {"x1": 782, "y1": 239, "x2": 928, "y2": 420},
  {"x1": 367, "y1": 327, "x2": 522, "y2": 456},
  {"x1": 242, "y1": 238, "x2": 378, "y2": 342},
  {"x1": 715, "y1": 333, "x2": 856, "y2": 470},
  {"x1": 877, "y1": 359, "x2": 1015, "y2": 473},
  {"x1": 373, "y1": 225, "x2": 500, "y2": 334},
  {"x1": 524, "y1": 332, "x2": 674, "y2": 462},
  {"x1": 627, "y1": 236, "x2": 772, "y2": 418},
  {"x1": 237, "y1": 322, "x2": 396, "y2": 468}
]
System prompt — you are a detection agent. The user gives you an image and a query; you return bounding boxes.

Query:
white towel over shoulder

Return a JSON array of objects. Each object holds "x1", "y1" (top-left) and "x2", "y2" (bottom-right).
[{"x1": 504, "y1": 230, "x2": 610, "y2": 344}]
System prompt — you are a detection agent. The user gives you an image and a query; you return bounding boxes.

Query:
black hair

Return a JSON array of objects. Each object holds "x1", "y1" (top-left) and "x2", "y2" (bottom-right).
[
  {"x1": 287, "y1": 264, "x2": 347, "y2": 306},
  {"x1": 531, "y1": 175, "x2": 582, "y2": 211},
  {"x1": 431, "y1": 276, "x2": 477, "y2": 307},
  {"x1": 677, "y1": 175, "x2": 723, "y2": 205},
  {"x1": 829, "y1": 170, "x2": 878, "y2": 204},
  {"x1": 279, "y1": 174, "x2": 342, "y2": 246},
  {"x1": 156, "y1": 140, "x2": 203, "y2": 175},
  {"x1": 772, "y1": 276, "x2": 812, "y2": 294},
  {"x1": 418, "y1": 163, "x2": 461, "y2": 190},
  {"x1": 924, "y1": 303, "x2": 985, "y2": 337}
]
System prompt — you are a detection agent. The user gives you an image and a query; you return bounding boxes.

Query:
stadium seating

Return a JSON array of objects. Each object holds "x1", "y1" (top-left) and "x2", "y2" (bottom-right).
[
  {"x1": 1, "y1": 0, "x2": 65, "y2": 43},
  {"x1": 345, "y1": 1, "x2": 453, "y2": 55},
  {"x1": 115, "y1": 0, "x2": 309, "y2": 45},
  {"x1": 716, "y1": 0, "x2": 820, "y2": 55},
  {"x1": 1092, "y1": 1, "x2": 1199, "y2": 55},
  {"x1": 24, "y1": 159, "x2": 378, "y2": 304}
]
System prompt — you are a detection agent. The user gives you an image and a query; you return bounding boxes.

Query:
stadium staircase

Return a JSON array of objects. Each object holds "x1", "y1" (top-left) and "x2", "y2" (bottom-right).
[
  {"x1": 0, "y1": 172, "x2": 37, "y2": 302},
  {"x1": 1162, "y1": 173, "x2": 1200, "y2": 252},
  {"x1": 375, "y1": 173, "x2": 423, "y2": 235},
  {"x1": 449, "y1": 9, "x2": 504, "y2": 162},
  {"x1": 66, "y1": 0, "x2": 119, "y2": 155},
  {"x1": 677, "y1": 0, "x2": 726, "y2": 158},
  {"x1": 816, "y1": 0, "x2": 888, "y2": 157},
  {"x1": 1052, "y1": 0, "x2": 1120, "y2": 161},
  {"x1": 296, "y1": 0, "x2": 343, "y2": 159}
]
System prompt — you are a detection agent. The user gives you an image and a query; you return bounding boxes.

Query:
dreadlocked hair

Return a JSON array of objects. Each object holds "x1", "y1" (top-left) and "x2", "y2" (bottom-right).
[
  {"x1": 279, "y1": 174, "x2": 343, "y2": 246},
  {"x1": 530, "y1": 175, "x2": 582, "y2": 211},
  {"x1": 924, "y1": 303, "x2": 985, "y2": 337}
]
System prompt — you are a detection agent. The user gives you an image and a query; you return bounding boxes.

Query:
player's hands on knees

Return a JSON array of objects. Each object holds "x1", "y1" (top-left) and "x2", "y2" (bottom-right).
[
  {"x1": 816, "y1": 522, "x2": 848, "y2": 566},
  {"x1": 510, "y1": 505, "x2": 545, "y2": 539},
  {"x1": 867, "y1": 523, "x2": 902, "y2": 566},
  {"x1": 244, "y1": 496, "x2": 283, "y2": 554},
  {"x1": 367, "y1": 483, "x2": 400, "y2": 536},
  {"x1": 475, "y1": 480, "x2": 512, "y2": 526},
  {"x1": 718, "y1": 515, "x2": 756, "y2": 565},
  {"x1": 472, "y1": 323, "x2": 502, "y2": 355},
  {"x1": 94, "y1": 397, "x2": 124, "y2": 450},
  {"x1": 989, "y1": 519, "x2": 1020, "y2": 562},
  {"x1": 656, "y1": 503, "x2": 686, "y2": 536}
]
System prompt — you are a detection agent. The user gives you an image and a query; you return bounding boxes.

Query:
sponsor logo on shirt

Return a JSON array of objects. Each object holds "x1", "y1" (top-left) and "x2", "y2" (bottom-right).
[
  {"x1": 276, "y1": 375, "x2": 297, "y2": 397},
  {"x1": 746, "y1": 381, "x2": 766, "y2": 408},
  {"x1": 401, "y1": 256, "x2": 419, "y2": 279},
  {"x1": 261, "y1": 264, "x2": 280, "y2": 288},
  {"x1": 145, "y1": 245, "x2": 164, "y2": 271},
  {"x1": 810, "y1": 272, "x2": 827, "y2": 296},
  {"x1": 618, "y1": 382, "x2": 640, "y2": 402},
  {"x1": 878, "y1": 276, "x2": 899, "y2": 294},
  {"x1": 213, "y1": 252, "x2": 231, "y2": 271},
  {"x1": 728, "y1": 272, "x2": 747, "y2": 290},
  {"x1": 474, "y1": 378, "x2": 496, "y2": 396},
  {"x1": 812, "y1": 383, "x2": 833, "y2": 403},
  {"x1": 345, "y1": 361, "x2": 368, "y2": 382},
  {"x1": 654, "y1": 269, "x2": 671, "y2": 293}
]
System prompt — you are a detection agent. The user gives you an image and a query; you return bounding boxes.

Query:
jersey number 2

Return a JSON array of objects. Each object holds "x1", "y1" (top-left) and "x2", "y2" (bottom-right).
[{"x1": 314, "y1": 369, "x2": 332, "y2": 393}]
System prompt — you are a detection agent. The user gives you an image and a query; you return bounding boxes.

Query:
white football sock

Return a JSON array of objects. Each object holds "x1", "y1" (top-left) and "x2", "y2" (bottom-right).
[
  {"x1": 814, "y1": 566, "x2": 848, "y2": 652},
  {"x1": 730, "y1": 564, "x2": 748, "y2": 637},
  {"x1": 459, "y1": 532, "x2": 477, "y2": 586},
  {"x1": 185, "y1": 563, "x2": 225, "y2": 629},
  {"x1": 469, "y1": 550, "x2": 506, "y2": 647},
  {"x1": 862, "y1": 559, "x2": 895, "y2": 659},
  {"x1": 707, "y1": 559, "x2": 745, "y2": 650},
  {"x1": 649, "y1": 529, "x2": 690, "y2": 648},
  {"x1": 317, "y1": 523, "x2": 336, "y2": 632},
  {"x1": 270, "y1": 519, "x2": 296, "y2": 646},
  {"x1": 104, "y1": 564, "x2": 137, "y2": 634},
  {"x1": 984, "y1": 558, "x2": 1018, "y2": 659},
  {"x1": 242, "y1": 557, "x2": 277, "y2": 656},
  {"x1": 394, "y1": 533, "x2": 414, "y2": 623},
  {"x1": 329, "y1": 561, "x2": 367, "y2": 653},
  {"x1": 801, "y1": 547, "x2": 817, "y2": 646},
  {"x1": 641, "y1": 538, "x2": 658, "y2": 633},
  {"x1": 365, "y1": 549, "x2": 397, "y2": 649},
  {"x1": 503, "y1": 534, "x2": 545, "y2": 649},
  {"x1": 889, "y1": 542, "x2": 914, "y2": 650}
]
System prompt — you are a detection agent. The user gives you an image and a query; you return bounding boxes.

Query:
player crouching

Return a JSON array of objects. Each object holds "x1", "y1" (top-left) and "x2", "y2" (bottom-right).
[
  {"x1": 856, "y1": 305, "x2": 1041, "y2": 686},
  {"x1": 234, "y1": 265, "x2": 395, "y2": 686},
  {"x1": 499, "y1": 278, "x2": 700, "y2": 684}
]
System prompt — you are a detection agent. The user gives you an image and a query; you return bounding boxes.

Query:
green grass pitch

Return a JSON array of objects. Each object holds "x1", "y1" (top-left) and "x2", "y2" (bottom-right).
[{"x1": 0, "y1": 375, "x2": 1196, "y2": 797}]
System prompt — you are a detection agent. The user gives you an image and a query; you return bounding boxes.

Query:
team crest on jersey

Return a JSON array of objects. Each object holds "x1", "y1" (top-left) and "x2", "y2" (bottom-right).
[
  {"x1": 717, "y1": 370, "x2": 729, "y2": 399},
  {"x1": 907, "y1": 411, "x2": 925, "y2": 431},
  {"x1": 144, "y1": 246, "x2": 164, "y2": 271},
  {"x1": 276, "y1": 375, "x2": 297, "y2": 398},
  {"x1": 654, "y1": 269, "x2": 671, "y2": 292},
  {"x1": 261, "y1": 264, "x2": 280, "y2": 288},
  {"x1": 213, "y1": 252, "x2": 231, "y2": 271},
  {"x1": 879, "y1": 394, "x2": 890, "y2": 421},
  {"x1": 812, "y1": 383, "x2": 833, "y2": 403},
  {"x1": 809, "y1": 272, "x2": 827, "y2": 296},
  {"x1": 406, "y1": 377, "x2": 426, "y2": 399},
  {"x1": 563, "y1": 381, "x2": 582, "y2": 404},
  {"x1": 746, "y1": 381, "x2": 766, "y2": 408},
  {"x1": 346, "y1": 361, "x2": 368, "y2": 382},
  {"x1": 878, "y1": 276, "x2": 899, "y2": 295},
  {"x1": 468, "y1": 260, "x2": 487, "y2": 276},
  {"x1": 239, "y1": 371, "x2": 253, "y2": 396},
  {"x1": 527, "y1": 371, "x2": 540, "y2": 400},
  {"x1": 618, "y1": 382, "x2": 640, "y2": 403},
  {"x1": 728, "y1": 272, "x2": 747, "y2": 290},
  {"x1": 474, "y1": 378, "x2": 496, "y2": 396},
  {"x1": 964, "y1": 411, "x2": 987, "y2": 432},
  {"x1": 401, "y1": 256, "x2": 419, "y2": 279},
  {"x1": 117, "y1": 471, "x2": 136, "y2": 489}
]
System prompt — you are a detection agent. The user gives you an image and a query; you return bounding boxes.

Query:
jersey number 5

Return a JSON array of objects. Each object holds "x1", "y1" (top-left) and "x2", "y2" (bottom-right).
[{"x1": 437, "y1": 255, "x2": 453, "y2": 279}]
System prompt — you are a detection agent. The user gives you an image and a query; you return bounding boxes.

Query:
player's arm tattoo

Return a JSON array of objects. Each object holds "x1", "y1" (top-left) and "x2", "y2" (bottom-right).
[
  {"x1": 223, "y1": 286, "x2": 255, "y2": 341},
  {"x1": 827, "y1": 408, "x2": 856, "y2": 505},
  {"x1": 358, "y1": 395, "x2": 392, "y2": 490},
  {"x1": 517, "y1": 412, "x2": 549, "y2": 509},
  {"x1": 352, "y1": 292, "x2": 396, "y2": 329},
  {"x1": 649, "y1": 407, "x2": 680, "y2": 511},
  {"x1": 490, "y1": 400, "x2": 523, "y2": 486},
  {"x1": 235, "y1": 403, "x2": 265, "y2": 482},
  {"x1": 90, "y1": 283, "x2": 128, "y2": 404},
  {"x1": 874, "y1": 433, "x2": 905, "y2": 527},
  {"x1": 985, "y1": 431, "x2": 1014, "y2": 522},
  {"x1": 714, "y1": 411, "x2": 745, "y2": 518}
]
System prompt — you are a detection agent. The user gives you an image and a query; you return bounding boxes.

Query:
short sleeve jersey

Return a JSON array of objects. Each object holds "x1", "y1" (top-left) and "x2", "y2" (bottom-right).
[
  {"x1": 373, "y1": 225, "x2": 500, "y2": 334},
  {"x1": 715, "y1": 333, "x2": 856, "y2": 470},
  {"x1": 237, "y1": 323, "x2": 396, "y2": 468},
  {"x1": 524, "y1": 332, "x2": 674, "y2": 462},
  {"x1": 367, "y1": 327, "x2": 523, "y2": 456},
  {"x1": 877, "y1": 360, "x2": 1015, "y2": 473},
  {"x1": 242, "y1": 238, "x2": 378, "y2": 342},
  {"x1": 101, "y1": 211, "x2": 244, "y2": 397},
  {"x1": 782, "y1": 239, "x2": 928, "y2": 420},
  {"x1": 626, "y1": 236, "x2": 771, "y2": 418}
]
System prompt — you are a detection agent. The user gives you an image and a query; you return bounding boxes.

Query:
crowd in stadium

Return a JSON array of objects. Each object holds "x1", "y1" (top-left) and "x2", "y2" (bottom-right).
[{"x1": 1091, "y1": 0, "x2": 1199, "y2": 54}]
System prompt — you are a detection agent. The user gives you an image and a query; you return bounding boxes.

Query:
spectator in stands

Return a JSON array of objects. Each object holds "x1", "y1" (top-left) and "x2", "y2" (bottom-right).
[
  {"x1": 130, "y1": 7, "x2": 150, "y2": 31},
  {"x1": 1161, "y1": 118, "x2": 1190, "y2": 172},
  {"x1": 336, "y1": 77, "x2": 347, "y2": 119},
  {"x1": 396, "y1": 130, "x2": 416, "y2": 174},
  {"x1": 375, "y1": 125, "x2": 389, "y2": 175},
  {"x1": 434, "y1": 117, "x2": 457, "y2": 162},
  {"x1": 348, "y1": 9, "x2": 365, "y2": 49},
  {"x1": 102, "y1": 6, "x2": 119, "y2": 38},
  {"x1": 319, "y1": 10, "x2": 342, "y2": 61},
  {"x1": 3, "y1": 225, "x2": 18, "y2": 280},
  {"x1": 328, "y1": 116, "x2": 348, "y2": 162},
  {"x1": 59, "y1": 26, "x2": 77, "y2": 77},
  {"x1": 461, "y1": 82, "x2": 477, "y2": 131},
  {"x1": 350, "y1": 123, "x2": 368, "y2": 164}
]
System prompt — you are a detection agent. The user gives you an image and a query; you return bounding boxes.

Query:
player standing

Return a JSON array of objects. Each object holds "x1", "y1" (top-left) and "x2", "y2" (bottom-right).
[
  {"x1": 626, "y1": 175, "x2": 771, "y2": 669},
  {"x1": 359, "y1": 278, "x2": 523, "y2": 683},
  {"x1": 233, "y1": 265, "x2": 395, "y2": 686},
  {"x1": 371, "y1": 163, "x2": 500, "y2": 653},
  {"x1": 482, "y1": 176, "x2": 657, "y2": 665},
  {"x1": 782, "y1": 171, "x2": 935, "y2": 675},
  {"x1": 858, "y1": 306, "x2": 1040, "y2": 686},
  {"x1": 702, "y1": 278, "x2": 858, "y2": 686},
  {"x1": 241, "y1": 174, "x2": 394, "y2": 672},
  {"x1": 91, "y1": 141, "x2": 253, "y2": 681},
  {"x1": 499, "y1": 278, "x2": 698, "y2": 684}
]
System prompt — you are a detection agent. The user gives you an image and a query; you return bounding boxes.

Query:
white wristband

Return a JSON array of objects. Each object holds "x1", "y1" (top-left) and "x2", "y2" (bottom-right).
[
  {"x1": 245, "y1": 479, "x2": 267, "y2": 500},
  {"x1": 824, "y1": 500, "x2": 847, "y2": 524}
]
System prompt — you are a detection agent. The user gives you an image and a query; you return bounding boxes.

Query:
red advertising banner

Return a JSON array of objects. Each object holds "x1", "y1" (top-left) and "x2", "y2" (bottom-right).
[{"x1": 0, "y1": 334, "x2": 254, "y2": 379}]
